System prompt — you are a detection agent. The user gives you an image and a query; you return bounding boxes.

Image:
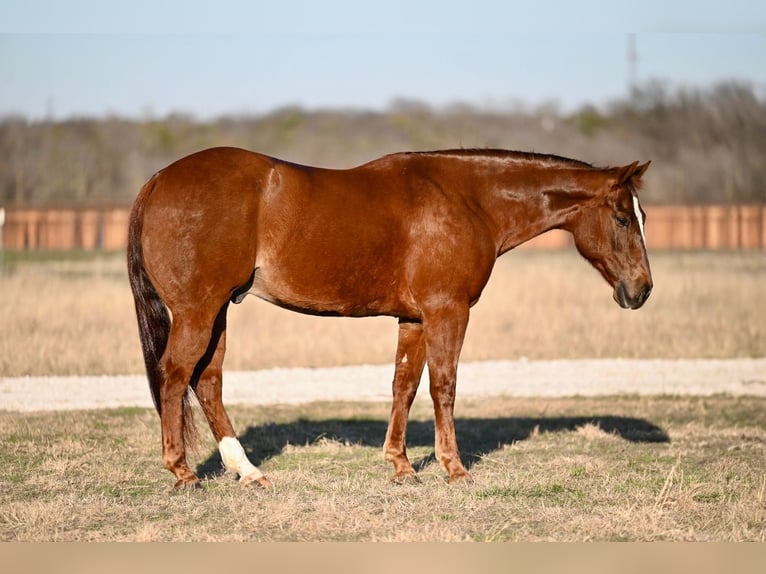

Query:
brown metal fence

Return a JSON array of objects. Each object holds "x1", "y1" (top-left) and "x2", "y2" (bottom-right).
[{"x1": 1, "y1": 205, "x2": 765, "y2": 251}]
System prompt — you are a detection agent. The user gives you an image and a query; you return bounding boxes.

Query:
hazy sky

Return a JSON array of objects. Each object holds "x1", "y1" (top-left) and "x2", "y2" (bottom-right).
[{"x1": 1, "y1": 1, "x2": 764, "y2": 120}]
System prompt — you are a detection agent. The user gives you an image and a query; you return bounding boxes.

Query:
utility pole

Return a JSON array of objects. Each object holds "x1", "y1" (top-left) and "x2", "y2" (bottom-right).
[{"x1": 627, "y1": 33, "x2": 638, "y2": 99}]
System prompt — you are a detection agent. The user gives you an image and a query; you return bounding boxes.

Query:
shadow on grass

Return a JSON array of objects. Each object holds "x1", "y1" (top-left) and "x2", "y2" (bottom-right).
[{"x1": 196, "y1": 415, "x2": 669, "y2": 479}]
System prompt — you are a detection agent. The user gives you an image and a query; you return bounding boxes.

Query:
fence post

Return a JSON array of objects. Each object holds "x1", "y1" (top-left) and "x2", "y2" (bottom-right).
[{"x1": 0, "y1": 207, "x2": 5, "y2": 274}]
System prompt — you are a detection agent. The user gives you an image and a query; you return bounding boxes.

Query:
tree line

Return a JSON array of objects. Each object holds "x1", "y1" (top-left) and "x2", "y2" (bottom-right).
[{"x1": 1, "y1": 81, "x2": 764, "y2": 206}]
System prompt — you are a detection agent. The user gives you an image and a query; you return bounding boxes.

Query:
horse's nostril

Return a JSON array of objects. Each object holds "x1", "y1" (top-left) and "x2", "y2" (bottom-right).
[{"x1": 640, "y1": 285, "x2": 652, "y2": 304}]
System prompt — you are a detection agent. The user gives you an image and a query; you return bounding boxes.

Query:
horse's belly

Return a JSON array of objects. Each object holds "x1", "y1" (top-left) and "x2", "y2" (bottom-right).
[{"x1": 246, "y1": 266, "x2": 415, "y2": 318}]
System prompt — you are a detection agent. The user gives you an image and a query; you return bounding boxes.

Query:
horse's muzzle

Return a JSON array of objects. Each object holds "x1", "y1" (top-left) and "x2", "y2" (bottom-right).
[{"x1": 614, "y1": 281, "x2": 652, "y2": 310}]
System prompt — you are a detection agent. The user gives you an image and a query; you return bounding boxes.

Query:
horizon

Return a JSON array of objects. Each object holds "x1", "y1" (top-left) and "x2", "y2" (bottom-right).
[
  {"x1": 0, "y1": 77, "x2": 761, "y2": 124},
  {"x1": 1, "y1": 2, "x2": 765, "y2": 122}
]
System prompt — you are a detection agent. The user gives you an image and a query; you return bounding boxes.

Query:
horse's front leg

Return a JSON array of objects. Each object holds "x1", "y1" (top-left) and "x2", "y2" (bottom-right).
[
  {"x1": 423, "y1": 304, "x2": 473, "y2": 483},
  {"x1": 383, "y1": 319, "x2": 427, "y2": 482}
]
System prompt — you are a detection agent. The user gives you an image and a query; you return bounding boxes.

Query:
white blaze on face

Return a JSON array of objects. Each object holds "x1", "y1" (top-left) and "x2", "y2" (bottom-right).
[
  {"x1": 632, "y1": 194, "x2": 646, "y2": 246},
  {"x1": 218, "y1": 436, "x2": 263, "y2": 482}
]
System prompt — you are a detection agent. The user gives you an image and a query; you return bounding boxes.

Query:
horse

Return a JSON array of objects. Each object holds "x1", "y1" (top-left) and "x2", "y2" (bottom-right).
[{"x1": 127, "y1": 147, "x2": 652, "y2": 489}]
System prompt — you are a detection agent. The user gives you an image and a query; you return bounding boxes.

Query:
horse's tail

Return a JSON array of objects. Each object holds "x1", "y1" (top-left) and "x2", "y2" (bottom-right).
[{"x1": 127, "y1": 175, "x2": 170, "y2": 417}]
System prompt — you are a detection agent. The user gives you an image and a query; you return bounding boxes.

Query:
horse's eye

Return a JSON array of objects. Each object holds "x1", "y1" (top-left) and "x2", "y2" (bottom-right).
[{"x1": 615, "y1": 215, "x2": 630, "y2": 228}]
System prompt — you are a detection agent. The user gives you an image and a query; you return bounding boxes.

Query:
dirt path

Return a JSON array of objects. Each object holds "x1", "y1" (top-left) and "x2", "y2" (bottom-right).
[{"x1": 1, "y1": 358, "x2": 765, "y2": 412}]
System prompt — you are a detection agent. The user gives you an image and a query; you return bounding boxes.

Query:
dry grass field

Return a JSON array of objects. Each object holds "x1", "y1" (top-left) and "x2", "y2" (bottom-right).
[
  {"x1": 1, "y1": 249, "x2": 764, "y2": 542},
  {"x1": 1, "y1": 249, "x2": 764, "y2": 376},
  {"x1": 1, "y1": 395, "x2": 764, "y2": 541}
]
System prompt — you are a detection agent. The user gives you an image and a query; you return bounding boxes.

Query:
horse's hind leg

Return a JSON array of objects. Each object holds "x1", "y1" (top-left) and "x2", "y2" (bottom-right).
[
  {"x1": 383, "y1": 319, "x2": 427, "y2": 482},
  {"x1": 192, "y1": 302, "x2": 270, "y2": 488},
  {"x1": 158, "y1": 310, "x2": 221, "y2": 489}
]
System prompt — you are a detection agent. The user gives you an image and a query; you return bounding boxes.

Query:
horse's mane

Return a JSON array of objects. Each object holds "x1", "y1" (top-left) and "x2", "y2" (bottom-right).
[{"x1": 404, "y1": 148, "x2": 594, "y2": 170}]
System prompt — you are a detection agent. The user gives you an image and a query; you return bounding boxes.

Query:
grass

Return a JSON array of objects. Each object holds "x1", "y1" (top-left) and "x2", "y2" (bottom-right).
[
  {"x1": 1, "y1": 395, "x2": 764, "y2": 541},
  {"x1": 1, "y1": 249, "x2": 765, "y2": 376},
  {"x1": 1, "y1": 249, "x2": 764, "y2": 541}
]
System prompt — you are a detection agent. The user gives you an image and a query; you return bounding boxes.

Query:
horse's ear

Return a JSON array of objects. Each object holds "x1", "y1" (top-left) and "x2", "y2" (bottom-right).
[
  {"x1": 633, "y1": 160, "x2": 651, "y2": 182},
  {"x1": 616, "y1": 160, "x2": 651, "y2": 188}
]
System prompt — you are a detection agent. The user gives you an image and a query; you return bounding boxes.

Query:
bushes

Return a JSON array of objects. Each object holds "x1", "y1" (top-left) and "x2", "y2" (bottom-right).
[{"x1": 1, "y1": 81, "x2": 764, "y2": 206}]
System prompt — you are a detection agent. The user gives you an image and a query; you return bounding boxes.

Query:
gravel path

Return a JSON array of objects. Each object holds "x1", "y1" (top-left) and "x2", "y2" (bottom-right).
[{"x1": 1, "y1": 358, "x2": 765, "y2": 412}]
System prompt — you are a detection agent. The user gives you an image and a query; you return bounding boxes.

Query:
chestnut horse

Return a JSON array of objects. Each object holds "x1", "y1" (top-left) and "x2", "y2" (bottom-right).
[{"x1": 128, "y1": 147, "x2": 652, "y2": 489}]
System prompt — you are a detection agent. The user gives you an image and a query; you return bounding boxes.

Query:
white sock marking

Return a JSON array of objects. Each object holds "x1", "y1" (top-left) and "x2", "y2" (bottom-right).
[
  {"x1": 632, "y1": 194, "x2": 646, "y2": 245},
  {"x1": 218, "y1": 436, "x2": 263, "y2": 482}
]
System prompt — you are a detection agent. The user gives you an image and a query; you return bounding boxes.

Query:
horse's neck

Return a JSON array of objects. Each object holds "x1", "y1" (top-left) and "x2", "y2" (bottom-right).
[{"x1": 476, "y1": 166, "x2": 592, "y2": 255}]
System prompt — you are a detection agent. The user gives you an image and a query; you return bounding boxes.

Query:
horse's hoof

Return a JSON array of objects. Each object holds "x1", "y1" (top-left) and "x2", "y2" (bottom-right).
[
  {"x1": 391, "y1": 472, "x2": 421, "y2": 485},
  {"x1": 447, "y1": 471, "x2": 474, "y2": 485},
  {"x1": 174, "y1": 478, "x2": 203, "y2": 491},
  {"x1": 240, "y1": 474, "x2": 272, "y2": 489}
]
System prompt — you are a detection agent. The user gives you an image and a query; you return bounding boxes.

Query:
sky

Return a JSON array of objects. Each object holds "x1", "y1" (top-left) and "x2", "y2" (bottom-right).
[{"x1": 1, "y1": 1, "x2": 765, "y2": 120}]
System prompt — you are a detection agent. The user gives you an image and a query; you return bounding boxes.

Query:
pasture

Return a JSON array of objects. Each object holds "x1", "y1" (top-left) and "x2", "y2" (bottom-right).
[
  {"x1": 0, "y1": 249, "x2": 765, "y2": 541},
  {"x1": 1, "y1": 249, "x2": 764, "y2": 376},
  {"x1": 1, "y1": 396, "x2": 764, "y2": 541}
]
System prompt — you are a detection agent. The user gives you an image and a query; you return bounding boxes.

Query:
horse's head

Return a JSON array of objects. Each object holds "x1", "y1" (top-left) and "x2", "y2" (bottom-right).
[{"x1": 568, "y1": 161, "x2": 653, "y2": 310}]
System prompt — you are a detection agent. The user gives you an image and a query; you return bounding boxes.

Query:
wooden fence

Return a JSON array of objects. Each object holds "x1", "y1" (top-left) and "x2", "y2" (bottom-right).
[
  {"x1": 1, "y1": 207, "x2": 130, "y2": 251},
  {"x1": 521, "y1": 205, "x2": 766, "y2": 250},
  {"x1": 1, "y1": 205, "x2": 765, "y2": 251}
]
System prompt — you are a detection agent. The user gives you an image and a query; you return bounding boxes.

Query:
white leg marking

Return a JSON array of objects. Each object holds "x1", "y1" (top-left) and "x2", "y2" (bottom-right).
[
  {"x1": 218, "y1": 436, "x2": 263, "y2": 483},
  {"x1": 632, "y1": 194, "x2": 646, "y2": 245},
  {"x1": 401, "y1": 354, "x2": 408, "y2": 364}
]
